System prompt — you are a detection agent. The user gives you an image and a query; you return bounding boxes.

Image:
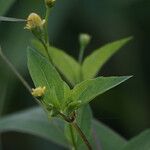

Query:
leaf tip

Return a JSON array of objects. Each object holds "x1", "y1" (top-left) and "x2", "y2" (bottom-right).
[
  {"x1": 123, "y1": 36, "x2": 134, "y2": 44},
  {"x1": 120, "y1": 75, "x2": 133, "y2": 83}
]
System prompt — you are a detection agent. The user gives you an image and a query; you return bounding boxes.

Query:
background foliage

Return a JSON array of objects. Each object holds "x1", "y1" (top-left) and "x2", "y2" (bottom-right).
[{"x1": 0, "y1": 0, "x2": 150, "y2": 149}]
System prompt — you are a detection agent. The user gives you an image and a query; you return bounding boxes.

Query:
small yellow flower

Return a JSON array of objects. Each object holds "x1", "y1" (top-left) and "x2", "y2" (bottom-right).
[
  {"x1": 31, "y1": 86, "x2": 46, "y2": 97},
  {"x1": 25, "y1": 13, "x2": 45, "y2": 30}
]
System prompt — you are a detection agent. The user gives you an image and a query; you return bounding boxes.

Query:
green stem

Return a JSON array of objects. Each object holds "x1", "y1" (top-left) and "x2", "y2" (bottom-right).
[
  {"x1": 58, "y1": 111, "x2": 73, "y2": 123},
  {"x1": 72, "y1": 122, "x2": 92, "y2": 150},
  {"x1": 0, "y1": 47, "x2": 42, "y2": 106},
  {"x1": 41, "y1": 7, "x2": 54, "y2": 64},
  {"x1": 0, "y1": 48, "x2": 32, "y2": 150},
  {"x1": 0, "y1": 48, "x2": 31, "y2": 93},
  {"x1": 69, "y1": 124, "x2": 78, "y2": 150},
  {"x1": 40, "y1": 39, "x2": 53, "y2": 63},
  {"x1": 45, "y1": 7, "x2": 50, "y2": 45},
  {"x1": 78, "y1": 46, "x2": 85, "y2": 81},
  {"x1": 58, "y1": 112, "x2": 92, "y2": 150},
  {"x1": 78, "y1": 39, "x2": 92, "y2": 149},
  {"x1": 78, "y1": 45, "x2": 85, "y2": 64}
]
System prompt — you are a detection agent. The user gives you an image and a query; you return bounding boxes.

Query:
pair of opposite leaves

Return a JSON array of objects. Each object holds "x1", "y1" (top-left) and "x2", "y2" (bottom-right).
[{"x1": 27, "y1": 37, "x2": 131, "y2": 116}]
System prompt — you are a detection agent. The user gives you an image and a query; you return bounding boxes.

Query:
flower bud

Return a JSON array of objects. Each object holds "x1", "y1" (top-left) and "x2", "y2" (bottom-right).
[
  {"x1": 25, "y1": 13, "x2": 45, "y2": 30},
  {"x1": 79, "y1": 33, "x2": 91, "y2": 48},
  {"x1": 31, "y1": 86, "x2": 46, "y2": 97},
  {"x1": 45, "y1": 0, "x2": 56, "y2": 8},
  {"x1": 66, "y1": 101, "x2": 82, "y2": 115}
]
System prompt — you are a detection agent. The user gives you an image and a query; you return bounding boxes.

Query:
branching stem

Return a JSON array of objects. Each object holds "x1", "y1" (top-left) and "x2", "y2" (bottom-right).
[{"x1": 58, "y1": 112, "x2": 92, "y2": 150}]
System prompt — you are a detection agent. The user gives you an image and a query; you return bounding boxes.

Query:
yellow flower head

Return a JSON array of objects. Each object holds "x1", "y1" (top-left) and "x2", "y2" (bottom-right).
[
  {"x1": 31, "y1": 86, "x2": 46, "y2": 97},
  {"x1": 25, "y1": 13, "x2": 45, "y2": 30}
]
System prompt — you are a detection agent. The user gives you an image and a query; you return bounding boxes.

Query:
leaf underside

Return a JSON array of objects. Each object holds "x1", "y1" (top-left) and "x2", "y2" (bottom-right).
[
  {"x1": 0, "y1": 107, "x2": 128, "y2": 150},
  {"x1": 1, "y1": 107, "x2": 146, "y2": 150}
]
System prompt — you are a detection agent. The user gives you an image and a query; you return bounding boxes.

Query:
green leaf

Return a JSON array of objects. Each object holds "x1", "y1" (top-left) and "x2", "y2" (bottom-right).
[
  {"x1": 32, "y1": 40, "x2": 80, "y2": 86},
  {"x1": 0, "y1": 0, "x2": 16, "y2": 15},
  {"x1": 121, "y1": 130, "x2": 150, "y2": 150},
  {"x1": 82, "y1": 37, "x2": 132, "y2": 80},
  {"x1": 50, "y1": 47, "x2": 80, "y2": 86},
  {"x1": 93, "y1": 120, "x2": 127, "y2": 150},
  {"x1": 70, "y1": 76, "x2": 131, "y2": 106},
  {"x1": 0, "y1": 107, "x2": 68, "y2": 148},
  {"x1": 27, "y1": 47, "x2": 70, "y2": 111},
  {"x1": 0, "y1": 107, "x2": 127, "y2": 149}
]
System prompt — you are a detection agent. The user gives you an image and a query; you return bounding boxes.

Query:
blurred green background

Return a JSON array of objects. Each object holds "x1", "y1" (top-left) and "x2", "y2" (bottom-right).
[{"x1": 0, "y1": 0, "x2": 150, "y2": 149}]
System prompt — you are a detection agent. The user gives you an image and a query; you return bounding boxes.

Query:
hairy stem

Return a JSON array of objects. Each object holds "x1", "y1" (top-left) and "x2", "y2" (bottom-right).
[{"x1": 72, "y1": 122, "x2": 92, "y2": 150}]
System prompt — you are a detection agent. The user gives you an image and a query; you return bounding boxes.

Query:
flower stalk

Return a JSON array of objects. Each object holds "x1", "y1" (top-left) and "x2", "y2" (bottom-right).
[
  {"x1": 25, "y1": 12, "x2": 53, "y2": 63},
  {"x1": 78, "y1": 33, "x2": 91, "y2": 64},
  {"x1": 23, "y1": 2, "x2": 93, "y2": 150}
]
